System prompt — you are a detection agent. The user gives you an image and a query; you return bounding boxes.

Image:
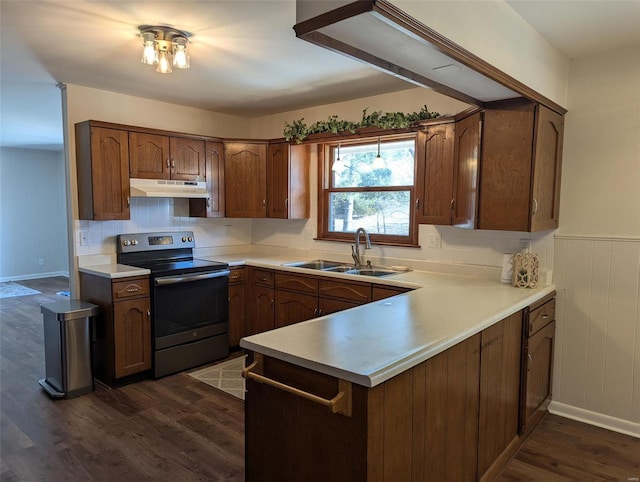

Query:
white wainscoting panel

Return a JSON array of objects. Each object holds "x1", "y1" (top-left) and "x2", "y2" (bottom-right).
[{"x1": 553, "y1": 235, "x2": 640, "y2": 432}]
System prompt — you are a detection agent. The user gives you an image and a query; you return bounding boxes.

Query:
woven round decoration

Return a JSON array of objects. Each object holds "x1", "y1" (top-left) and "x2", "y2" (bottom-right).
[{"x1": 512, "y1": 252, "x2": 539, "y2": 288}]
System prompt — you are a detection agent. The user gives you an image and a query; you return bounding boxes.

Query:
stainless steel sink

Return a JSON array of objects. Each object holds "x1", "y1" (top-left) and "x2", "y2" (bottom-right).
[
  {"x1": 348, "y1": 268, "x2": 397, "y2": 277},
  {"x1": 283, "y1": 260, "x2": 398, "y2": 277},
  {"x1": 283, "y1": 260, "x2": 345, "y2": 270}
]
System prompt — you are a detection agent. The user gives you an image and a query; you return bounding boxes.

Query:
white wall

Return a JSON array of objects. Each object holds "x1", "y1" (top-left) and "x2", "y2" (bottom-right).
[
  {"x1": 550, "y1": 46, "x2": 640, "y2": 436},
  {"x1": 0, "y1": 147, "x2": 68, "y2": 280}
]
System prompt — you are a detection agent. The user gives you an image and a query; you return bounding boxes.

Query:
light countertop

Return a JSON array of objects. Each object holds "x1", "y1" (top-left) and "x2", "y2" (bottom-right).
[
  {"x1": 78, "y1": 253, "x2": 554, "y2": 388},
  {"x1": 231, "y1": 255, "x2": 554, "y2": 388}
]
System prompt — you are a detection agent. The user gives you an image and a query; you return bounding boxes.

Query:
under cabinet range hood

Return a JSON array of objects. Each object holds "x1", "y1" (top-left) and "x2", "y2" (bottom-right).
[{"x1": 129, "y1": 178, "x2": 209, "y2": 198}]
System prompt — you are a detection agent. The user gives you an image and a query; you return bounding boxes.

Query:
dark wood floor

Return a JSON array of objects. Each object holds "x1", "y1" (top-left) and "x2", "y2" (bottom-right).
[{"x1": 1, "y1": 277, "x2": 638, "y2": 481}]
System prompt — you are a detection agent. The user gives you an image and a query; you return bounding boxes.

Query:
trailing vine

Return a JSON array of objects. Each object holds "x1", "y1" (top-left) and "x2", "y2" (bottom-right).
[{"x1": 283, "y1": 105, "x2": 440, "y2": 143}]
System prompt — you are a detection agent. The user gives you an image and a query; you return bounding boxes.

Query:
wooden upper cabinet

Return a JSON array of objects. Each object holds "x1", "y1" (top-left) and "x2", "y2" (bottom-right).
[
  {"x1": 531, "y1": 105, "x2": 563, "y2": 231},
  {"x1": 415, "y1": 123, "x2": 455, "y2": 225},
  {"x1": 189, "y1": 141, "x2": 225, "y2": 218},
  {"x1": 225, "y1": 142, "x2": 268, "y2": 218},
  {"x1": 452, "y1": 112, "x2": 481, "y2": 228},
  {"x1": 170, "y1": 137, "x2": 206, "y2": 181},
  {"x1": 75, "y1": 122, "x2": 130, "y2": 220},
  {"x1": 129, "y1": 132, "x2": 170, "y2": 179},
  {"x1": 129, "y1": 132, "x2": 205, "y2": 181},
  {"x1": 478, "y1": 100, "x2": 564, "y2": 232},
  {"x1": 267, "y1": 142, "x2": 311, "y2": 219}
]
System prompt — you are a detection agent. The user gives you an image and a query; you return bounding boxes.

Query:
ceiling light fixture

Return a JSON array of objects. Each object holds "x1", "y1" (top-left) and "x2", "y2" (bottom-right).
[{"x1": 139, "y1": 25, "x2": 191, "y2": 74}]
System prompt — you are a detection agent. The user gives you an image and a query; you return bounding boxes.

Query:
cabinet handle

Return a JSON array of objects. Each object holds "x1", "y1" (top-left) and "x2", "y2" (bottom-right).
[
  {"x1": 231, "y1": 274, "x2": 240, "y2": 280},
  {"x1": 171, "y1": 160, "x2": 176, "y2": 169},
  {"x1": 166, "y1": 159, "x2": 170, "y2": 169},
  {"x1": 147, "y1": 310, "x2": 151, "y2": 319},
  {"x1": 127, "y1": 196, "x2": 130, "y2": 207},
  {"x1": 415, "y1": 199, "x2": 420, "y2": 210},
  {"x1": 532, "y1": 198, "x2": 538, "y2": 215},
  {"x1": 285, "y1": 198, "x2": 288, "y2": 209},
  {"x1": 207, "y1": 198, "x2": 211, "y2": 208},
  {"x1": 450, "y1": 198, "x2": 455, "y2": 212},
  {"x1": 125, "y1": 286, "x2": 140, "y2": 293},
  {"x1": 318, "y1": 309, "x2": 323, "y2": 316},
  {"x1": 527, "y1": 353, "x2": 533, "y2": 371},
  {"x1": 542, "y1": 314, "x2": 549, "y2": 320},
  {"x1": 262, "y1": 199, "x2": 266, "y2": 208},
  {"x1": 313, "y1": 308, "x2": 318, "y2": 316},
  {"x1": 243, "y1": 353, "x2": 352, "y2": 417}
]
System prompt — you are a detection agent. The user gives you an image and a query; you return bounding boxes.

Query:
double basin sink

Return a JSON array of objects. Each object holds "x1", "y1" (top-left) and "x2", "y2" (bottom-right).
[{"x1": 283, "y1": 260, "x2": 399, "y2": 278}]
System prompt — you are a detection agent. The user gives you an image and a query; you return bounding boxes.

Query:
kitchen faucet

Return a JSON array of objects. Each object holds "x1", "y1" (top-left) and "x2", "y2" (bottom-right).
[{"x1": 351, "y1": 227, "x2": 372, "y2": 268}]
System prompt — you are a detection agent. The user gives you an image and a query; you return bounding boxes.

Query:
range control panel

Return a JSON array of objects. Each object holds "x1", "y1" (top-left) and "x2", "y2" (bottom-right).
[{"x1": 117, "y1": 231, "x2": 195, "y2": 253}]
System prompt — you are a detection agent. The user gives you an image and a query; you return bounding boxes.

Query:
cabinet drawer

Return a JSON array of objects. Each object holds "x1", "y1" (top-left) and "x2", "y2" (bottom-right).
[
  {"x1": 251, "y1": 268, "x2": 274, "y2": 287},
  {"x1": 372, "y1": 285, "x2": 413, "y2": 301},
  {"x1": 319, "y1": 279, "x2": 371, "y2": 304},
  {"x1": 275, "y1": 273, "x2": 319, "y2": 295},
  {"x1": 112, "y1": 278, "x2": 149, "y2": 300},
  {"x1": 528, "y1": 298, "x2": 555, "y2": 336},
  {"x1": 229, "y1": 267, "x2": 245, "y2": 285}
]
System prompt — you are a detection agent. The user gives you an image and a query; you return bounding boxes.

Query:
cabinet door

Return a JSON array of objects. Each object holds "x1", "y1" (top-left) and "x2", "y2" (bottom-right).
[
  {"x1": 229, "y1": 283, "x2": 246, "y2": 346},
  {"x1": 371, "y1": 285, "x2": 412, "y2": 301},
  {"x1": 128, "y1": 132, "x2": 170, "y2": 179},
  {"x1": 531, "y1": 105, "x2": 563, "y2": 232},
  {"x1": 170, "y1": 137, "x2": 206, "y2": 181},
  {"x1": 267, "y1": 142, "x2": 289, "y2": 219},
  {"x1": 113, "y1": 297, "x2": 151, "y2": 378},
  {"x1": 478, "y1": 101, "x2": 535, "y2": 232},
  {"x1": 225, "y1": 142, "x2": 268, "y2": 217},
  {"x1": 415, "y1": 124, "x2": 455, "y2": 225},
  {"x1": 249, "y1": 285, "x2": 274, "y2": 335},
  {"x1": 188, "y1": 141, "x2": 225, "y2": 218},
  {"x1": 275, "y1": 290, "x2": 318, "y2": 328},
  {"x1": 318, "y1": 297, "x2": 360, "y2": 316},
  {"x1": 522, "y1": 320, "x2": 555, "y2": 433},
  {"x1": 88, "y1": 127, "x2": 130, "y2": 220},
  {"x1": 452, "y1": 112, "x2": 480, "y2": 228},
  {"x1": 477, "y1": 310, "x2": 522, "y2": 478}
]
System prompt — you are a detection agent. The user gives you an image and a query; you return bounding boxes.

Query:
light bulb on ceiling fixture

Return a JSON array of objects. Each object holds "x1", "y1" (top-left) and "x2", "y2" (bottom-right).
[
  {"x1": 141, "y1": 32, "x2": 157, "y2": 65},
  {"x1": 156, "y1": 47, "x2": 173, "y2": 74},
  {"x1": 173, "y1": 36, "x2": 190, "y2": 69}
]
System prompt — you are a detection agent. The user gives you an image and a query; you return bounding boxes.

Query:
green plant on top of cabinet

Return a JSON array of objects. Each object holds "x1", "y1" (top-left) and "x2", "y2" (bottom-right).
[
  {"x1": 479, "y1": 99, "x2": 563, "y2": 232},
  {"x1": 129, "y1": 132, "x2": 206, "y2": 181},
  {"x1": 75, "y1": 122, "x2": 130, "y2": 220}
]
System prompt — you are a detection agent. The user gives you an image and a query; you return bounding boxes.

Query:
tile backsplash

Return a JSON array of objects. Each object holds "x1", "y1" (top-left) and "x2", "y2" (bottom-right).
[{"x1": 75, "y1": 197, "x2": 556, "y2": 277}]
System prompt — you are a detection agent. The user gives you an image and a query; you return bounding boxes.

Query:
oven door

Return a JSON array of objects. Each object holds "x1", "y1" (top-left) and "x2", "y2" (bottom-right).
[{"x1": 153, "y1": 269, "x2": 229, "y2": 350}]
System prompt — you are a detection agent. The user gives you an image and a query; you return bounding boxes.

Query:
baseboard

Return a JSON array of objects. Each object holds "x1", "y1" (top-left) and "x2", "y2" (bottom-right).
[
  {"x1": 548, "y1": 401, "x2": 640, "y2": 438},
  {"x1": 0, "y1": 271, "x2": 69, "y2": 282}
]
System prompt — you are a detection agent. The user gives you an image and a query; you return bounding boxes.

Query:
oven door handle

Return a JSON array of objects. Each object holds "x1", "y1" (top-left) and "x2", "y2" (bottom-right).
[{"x1": 154, "y1": 270, "x2": 230, "y2": 286}]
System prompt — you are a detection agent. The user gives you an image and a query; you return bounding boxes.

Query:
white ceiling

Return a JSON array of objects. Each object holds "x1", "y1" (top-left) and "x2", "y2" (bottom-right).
[{"x1": 1, "y1": 0, "x2": 639, "y2": 151}]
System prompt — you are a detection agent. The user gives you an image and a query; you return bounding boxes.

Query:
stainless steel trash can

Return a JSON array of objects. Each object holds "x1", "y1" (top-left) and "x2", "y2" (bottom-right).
[{"x1": 39, "y1": 300, "x2": 99, "y2": 399}]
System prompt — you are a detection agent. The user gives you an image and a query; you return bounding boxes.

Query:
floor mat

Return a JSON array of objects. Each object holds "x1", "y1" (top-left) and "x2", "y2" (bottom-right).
[
  {"x1": 188, "y1": 355, "x2": 246, "y2": 400},
  {"x1": 0, "y1": 282, "x2": 41, "y2": 298}
]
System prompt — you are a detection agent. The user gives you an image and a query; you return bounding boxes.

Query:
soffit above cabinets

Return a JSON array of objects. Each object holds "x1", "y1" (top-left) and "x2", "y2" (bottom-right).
[{"x1": 294, "y1": 0, "x2": 567, "y2": 114}]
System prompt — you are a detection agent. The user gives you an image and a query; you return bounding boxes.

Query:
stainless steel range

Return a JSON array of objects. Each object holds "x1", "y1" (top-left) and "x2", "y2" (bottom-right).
[{"x1": 117, "y1": 231, "x2": 229, "y2": 378}]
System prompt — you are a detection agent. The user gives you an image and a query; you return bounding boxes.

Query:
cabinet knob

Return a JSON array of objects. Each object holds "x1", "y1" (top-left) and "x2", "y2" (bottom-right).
[
  {"x1": 147, "y1": 310, "x2": 151, "y2": 319},
  {"x1": 171, "y1": 160, "x2": 176, "y2": 169},
  {"x1": 285, "y1": 198, "x2": 288, "y2": 209},
  {"x1": 415, "y1": 199, "x2": 420, "y2": 210},
  {"x1": 532, "y1": 198, "x2": 538, "y2": 215},
  {"x1": 450, "y1": 198, "x2": 455, "y2": 213},
  {"x1": 166, "y1": 159, "x2": 170, "y2": 169},
  {"x1": 207, "y1": 198, "x2": 211, "y2": 208},
  {"x1": 527, "y1": 353, "x2": 533, "y2": 371},
  {"x1": 127, "y1": 196, "x2": 130, "y2": 207},
  {"x1": 262, "y1": 199, "x2": 266, "y2": 208}
]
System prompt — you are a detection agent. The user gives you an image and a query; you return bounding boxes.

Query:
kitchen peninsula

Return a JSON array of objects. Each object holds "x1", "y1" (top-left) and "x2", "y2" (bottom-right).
[{"x1": 233, "y1": 256, "x2": 556, "y2": 482}]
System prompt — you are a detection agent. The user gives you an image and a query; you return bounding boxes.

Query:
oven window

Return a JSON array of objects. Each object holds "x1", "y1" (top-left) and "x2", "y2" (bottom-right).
[{"x1": 153, "y1": 274, "x2": 228, "y2": 339}]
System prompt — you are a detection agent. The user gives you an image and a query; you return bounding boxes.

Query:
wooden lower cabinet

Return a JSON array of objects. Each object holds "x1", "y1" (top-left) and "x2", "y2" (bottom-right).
[
  {"x1": 228, "y1": 267, "x2": 246, "y2": 347},
  {"x1": 520, "y1": 293, "x2": 556, "y2": 436},
  {"x1": 275, "y1": 290, "x2": 318, "y2": 328},
  {"x1": 79, "y1": 273, "x2": 151, "y2": 386},
  {"x1": 477, "y1": 311, "x2": 523, "y2": 479},
  {"x1": 245, "y1": 308, "x2": 538, "y2": 482}
]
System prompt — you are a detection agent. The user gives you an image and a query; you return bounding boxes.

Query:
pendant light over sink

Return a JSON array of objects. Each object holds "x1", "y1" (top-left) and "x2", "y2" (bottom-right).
[{"x1": 139, "y1": 25, "x2": 191, "y2": 73}]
